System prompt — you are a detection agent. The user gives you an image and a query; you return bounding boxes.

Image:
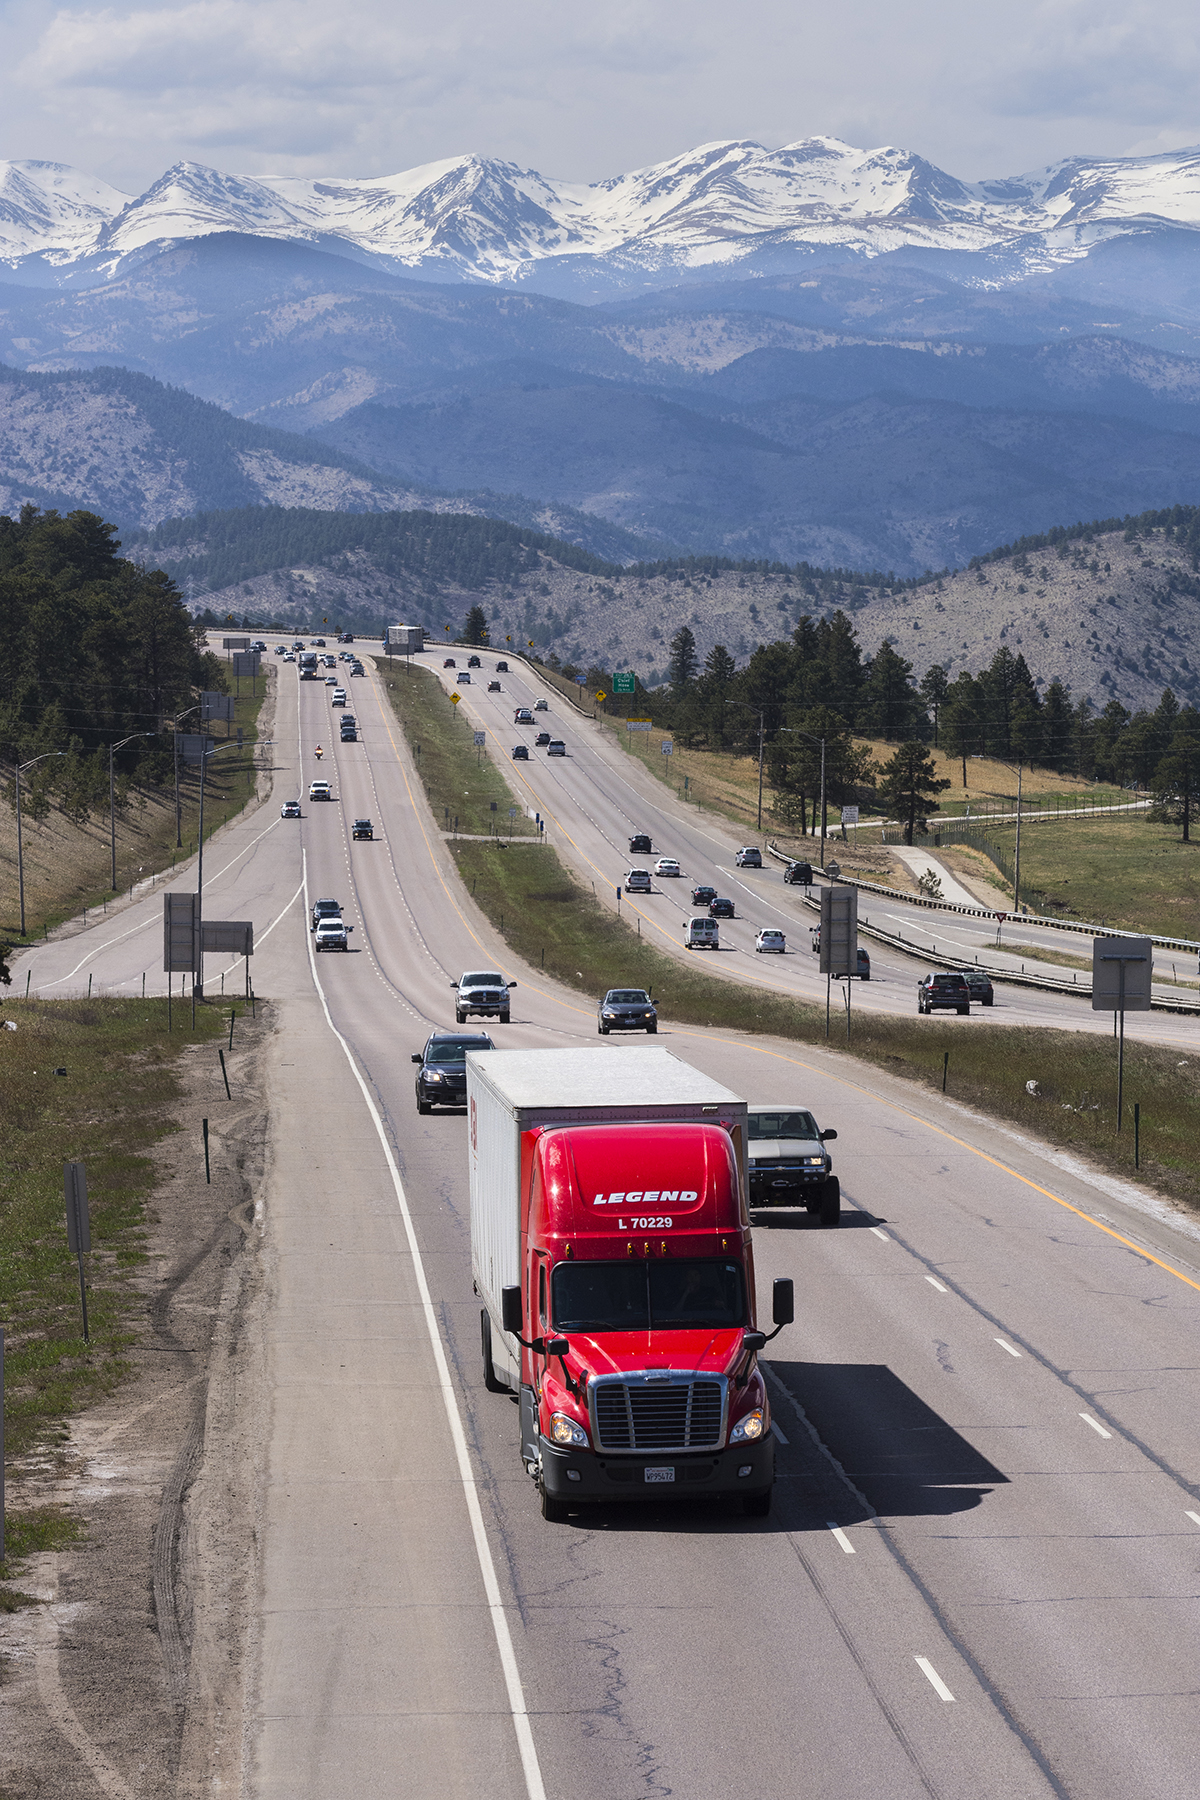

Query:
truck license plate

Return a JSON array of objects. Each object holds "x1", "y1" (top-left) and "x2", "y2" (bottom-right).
[{"x1": 644, "y1": 1466, "x2": 675, "y2": 1483}]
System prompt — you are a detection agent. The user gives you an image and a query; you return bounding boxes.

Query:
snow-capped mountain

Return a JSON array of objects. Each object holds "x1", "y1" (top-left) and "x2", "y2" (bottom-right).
[{"x1": 7, "y1": 136, "x2": 1200, "y2": 292}]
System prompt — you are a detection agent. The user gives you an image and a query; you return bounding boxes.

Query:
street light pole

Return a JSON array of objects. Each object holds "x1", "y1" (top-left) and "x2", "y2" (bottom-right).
[
  {"x1": 15, "y1": 752, "x2": 67, "y2": 936},
  {"x1": 109, "y1": 733, "x2": 155, "y2": 892},
  {"x1": 1013, "y1": 760, "x2": 1024, "y2": 916},
  {"x1": 195, "y1": 739, "x2": 238, "y2": 1004},
  {"x1": 173, "y1": 705, "x2": 200, "y2": 848}
]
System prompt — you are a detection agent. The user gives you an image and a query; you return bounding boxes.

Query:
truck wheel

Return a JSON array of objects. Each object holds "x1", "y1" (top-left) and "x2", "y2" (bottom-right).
[
  {"x1": 743, "y1": 1488, "x2": 772, "y2": 1517},
  {"x1": 481, "y1": 1309, "x2": 507, "y2": 1393},
  {"x1": 417, "y1": 1098, "x2": 431, "y2": 1115},
  {"x1": 455, "y1": 1011, "x2": 466, "y2": 1025},
  {"x1": 819, "y1": 1177, "x2": 840, "y2": 1228},
  {"x1": 540, "y1": 1479, "x2": 569, "y2": 1523},
  {"x1": 804, "y1": 1194, "x2": 822, "y2": 1215},
  {"x1": 500, "y1": 1011, "x2": 510, "y2": 1024}
]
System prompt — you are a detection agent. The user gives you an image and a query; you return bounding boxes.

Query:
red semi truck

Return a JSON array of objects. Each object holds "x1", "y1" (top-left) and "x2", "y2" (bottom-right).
[{"x1": 467, "y1": 1048, "x2": 793, "y2": 1520}]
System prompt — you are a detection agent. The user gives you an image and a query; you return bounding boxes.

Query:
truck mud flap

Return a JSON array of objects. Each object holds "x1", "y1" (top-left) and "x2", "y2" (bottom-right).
[{"x1": 520, "y1": 1384, "x2": 540, "y2": 1471}]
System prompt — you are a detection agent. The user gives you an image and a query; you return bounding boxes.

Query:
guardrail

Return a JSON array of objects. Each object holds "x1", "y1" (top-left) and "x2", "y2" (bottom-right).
[
  {"x1": 790, "y1": 889, "x2": 1200, "y2": 1016},
  {"x1": 765, "y1": 841, "x2": 1200, "y2": 953}
]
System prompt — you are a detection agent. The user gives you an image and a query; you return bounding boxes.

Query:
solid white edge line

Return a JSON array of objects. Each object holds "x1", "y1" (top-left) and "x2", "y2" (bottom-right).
[
  {"x1": 1186, "y1": 1511, "x2": 1200, "y2": 1528},
  {"x1": 994, "y1": 1337, "x2": 1022, "y2": 1357},
  {"x1": 871, "y1": 1227, "x2": 889, "y2": 1241},
  {"x1": 914, "y1": 1656, "x2": 956, "y2": 1702},
  {"x1": 925, "y1": 1276, "x2": 948, "y2": 1293},
  {"x1": 826, "y1": 1523, "x2": 855, "y2": 1554},
  {"x1": 770, "y1": 1421, "x2": 788, "y2": 1444},
  {"x1": 301, "y1": 848, "x2": 547, "y2": 1800},
  {"x1": 1079, "y1": 1412, "x2": 1112, "y2": 1439}
]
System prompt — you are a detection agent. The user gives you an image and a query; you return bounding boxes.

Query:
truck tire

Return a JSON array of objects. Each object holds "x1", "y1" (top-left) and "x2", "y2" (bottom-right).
[
  {"x1": 455, "y1": 1010, "x2": 466, "y2": 1025},
  {"x1": 481, "y1": 1309, "x2": 507, "y2": 1394},
  {"x1": 540, "y1": 1478, "x2": 569, "y2": 1523},
  {"x1": 417, "y1": 1098, "x2": 431, "y2": 1115},
  {"x1": 819, "y1": 1176, "x2": 840, "y2": 1229},
  {"x1": 743, "y1": 1488, "x2": 772, "y2": 1517},
  {"x1": 804, "y1": 1194, "x2": 822, "y2": 1215},
  {"x1": 500, "y1": 1010, "x2": 510, "y2": 1024}
]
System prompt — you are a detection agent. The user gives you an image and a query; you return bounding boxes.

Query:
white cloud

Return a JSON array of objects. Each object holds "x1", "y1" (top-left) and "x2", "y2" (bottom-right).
[{"x1": 4, "y1": 0, "x2": 1200, "y2": 191}]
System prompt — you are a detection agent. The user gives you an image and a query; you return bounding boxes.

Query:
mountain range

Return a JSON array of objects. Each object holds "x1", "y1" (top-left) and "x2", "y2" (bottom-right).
[{"x1": 8, "y1": 138, "x2": 1200, "y2": 298}]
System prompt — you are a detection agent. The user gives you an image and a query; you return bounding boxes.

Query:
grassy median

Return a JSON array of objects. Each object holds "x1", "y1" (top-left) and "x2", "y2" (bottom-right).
[
  {"x1": 387, "y1": 663, "x2": 1200, "y2": 1207},
  {"x1": 0, "y1": 996, "x2": 236, "y2": 1593}
]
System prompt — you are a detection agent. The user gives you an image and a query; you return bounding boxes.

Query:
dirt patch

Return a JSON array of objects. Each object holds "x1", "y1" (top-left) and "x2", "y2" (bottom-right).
[{"x1": 0, "y1": 1005, "x2": 273, "y2": 1800}]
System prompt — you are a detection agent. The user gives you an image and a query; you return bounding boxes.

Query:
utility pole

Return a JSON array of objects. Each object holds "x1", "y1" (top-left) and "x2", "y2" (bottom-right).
[
  {"x1": 15, "y1": 753, "x2": 67, "y2": 936},
  {"x1": 109, "y1": 733, "x2": 155, "y2": 891}
]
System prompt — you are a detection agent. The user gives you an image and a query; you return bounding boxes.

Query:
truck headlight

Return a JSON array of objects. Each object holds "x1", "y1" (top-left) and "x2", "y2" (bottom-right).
[
  {"x1": 803, "y1": 1156, "x2": 824, "y2": 1166},
  {"x1": 549, "y1": 1412, "x2": 589, "y2": 1447},
  {"x1": 425, "y1": 1071, "x2": 444, "y2": 1083},
  {"x1": 730, "y1": 1410, "x2": 764, "y2": 1443}
]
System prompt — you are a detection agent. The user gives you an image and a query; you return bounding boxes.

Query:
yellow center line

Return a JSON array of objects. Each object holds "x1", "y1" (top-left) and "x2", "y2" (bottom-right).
[{"x1": 373, "y1": 668, "x2": 1200, "y2": 1297}]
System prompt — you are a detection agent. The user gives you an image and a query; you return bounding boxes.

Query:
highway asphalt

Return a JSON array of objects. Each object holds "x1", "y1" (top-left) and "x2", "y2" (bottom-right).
[{"x1": 12, "y1": 645, "x2": 1200, "y2": 1800}]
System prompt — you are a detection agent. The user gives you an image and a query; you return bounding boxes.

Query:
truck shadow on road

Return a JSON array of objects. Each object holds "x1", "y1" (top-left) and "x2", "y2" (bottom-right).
[
  {"x1": 770, "y1": 1360, "x2": 1009, "y2": 1524},
  {"x1": 751, "y1": 1206, "x2": 879, "y2": 1230}
]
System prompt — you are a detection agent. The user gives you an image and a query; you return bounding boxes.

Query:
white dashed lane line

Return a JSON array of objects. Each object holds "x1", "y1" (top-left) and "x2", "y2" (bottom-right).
[{"x1": 914, "y1": 1657, "x2": 956, "y2": 1702}]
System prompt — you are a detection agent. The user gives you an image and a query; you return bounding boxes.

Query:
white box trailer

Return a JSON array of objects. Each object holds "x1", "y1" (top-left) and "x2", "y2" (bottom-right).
[{"x1": 466, "y1": 1047, "x2": 746, "y2": 1390}]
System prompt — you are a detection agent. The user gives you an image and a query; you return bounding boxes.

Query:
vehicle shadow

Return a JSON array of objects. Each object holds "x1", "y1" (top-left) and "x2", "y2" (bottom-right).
[{"x1": 751, "y1": 1205, "x2": 879, "y2": 1230}]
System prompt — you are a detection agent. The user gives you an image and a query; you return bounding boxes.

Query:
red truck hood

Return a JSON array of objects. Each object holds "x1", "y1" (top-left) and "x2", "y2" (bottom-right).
[{"x1": 566, "y1": 1327, "x2": 748, "y2": 1381}]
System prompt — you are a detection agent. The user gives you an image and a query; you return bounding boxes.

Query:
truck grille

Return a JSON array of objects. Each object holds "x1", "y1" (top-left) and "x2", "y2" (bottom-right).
[{"x1": 593, "y1": 1378, "x2": 725, "y2": 1451}]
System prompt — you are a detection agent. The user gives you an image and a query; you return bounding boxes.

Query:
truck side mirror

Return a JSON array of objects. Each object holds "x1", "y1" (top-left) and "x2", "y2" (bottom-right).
[
  {"x1": 501, "y1": 1286, "x2": 523, "y2": 1336},
  {"x1": 544, "y1": 1336, "x2": 569, "y2": 1357},
  {"x1": 742, "y1": 1329, "x2": 766, "y2": 1354},
  {"x1": 449, "y1": 980, "x2": 457, "y2": 988},
  {"x1": 772, "y1": 1278, "x2": 795, "y2": 1328},
  {"x1": 820, "y1": 1129, "x2": 837, "y2": 1142},
  {"x1": 411, "y1": 1053, "x2": 422, "y2": 1064},
  {"x1": 508, "y1": 981, "x2": 518, "y2": 989}
]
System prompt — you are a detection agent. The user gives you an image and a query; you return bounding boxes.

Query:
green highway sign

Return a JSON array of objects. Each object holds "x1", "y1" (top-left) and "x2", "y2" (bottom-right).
[{"x1": 611, "y1": 671, "x2": 636, "y2": 693}]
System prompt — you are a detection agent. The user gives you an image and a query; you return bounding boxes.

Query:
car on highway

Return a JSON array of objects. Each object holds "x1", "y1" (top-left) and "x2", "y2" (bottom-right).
[
  {"x1": 350, "y1": 663, "x2": 364, "y2": 675},
  {"x1": 684, "y1": 915, "x2": 720, "y2": 949},
  {"x1": 340, "y1": 650, "x2": 354, "y2": 661},
  {"x1": 709, "y1": 895, "x2": 736, "y2": 919},
  {"x1": 457, "y1": 671, "x2": 472, "y2": 683},
  {"x1": 314, "y1": 917, "x2": 352, "y2": 951},
  {"x1": 755, "y1": 928, "x2": 786, "y2": 952},
  {"x1": 629, "y1": 832, "x2": 652, "y2": 854},
  {"x1": 735, "y1": 847, "x2": 763, "y2": 868},
  {"x1": 654, "y1": 857, "x2": 681, "y2": 878},
  {"x1": 534, "y1": 730, "x2": 551, "y2": 746},
  {"x1": 783, "y1": 860, "x2": 814, "y2": 885},
  {"x1": 467, "y1": 654, "x2": 481, "y2": 667},
  {"x1": 451, "y1": 970, "x2": 517, "y2": 1024},
  {"x1": 546, "y1": 740, "x2": 566, "y2": 756},
  {"x1": 488, "y1": 680, "x2": 502, "y2": 692},
  {"x1": 331, "y1": 688, "x2": 347, "y2": 705},
  {"x1": 274, "y1": 644, "x2": 287, "y2": 655},
  {"x1": 625, "y1": 868, "x2": 652, "y2": 893},
  {"x1": 324, "y1": 655, "x2": 337, "y2": 668},
  {"x1": 283, "y1": 651, "x2": 295, "y2": 662},
  {"x1": 514, "y1": 707, "x2": 534, "y2": 724},
  {"x1": 340, "y1": 726, "x2": 358, "y2": 741},
  {"x1": 444, "y1": 657, "x2": 456, "y2": 667},
  {"x1": 412, "y1": 1031, "x2": 495, "y2": 1114},
  {"x1": 281, "y1": 799, "x2": 301, "y2": 819},
  {"x1": 340, "y1": 714, "x2": 356, "y2": 728},
  {"x1": 313, "y1": 638, "x2": 326, "y2": 647},
  {"x1": 747, "y1": 1106, "x2": 838, "y2": 1224},
  {"x1": 339, "y1": 632, "x2": 355, "y2": 644},
  {"x1": 496, "y1": 659, "x2": 509, "y2": 672},
  {"x1": 308, "y1": 780, "x2": 333, "y2": 801},
  {"x1": 965, "y1": 970, "x2": 995, "y2": 1006},
  {"x1": 292, "y1": 640, "x2": 305, "y2": 650},
  {"x1": 597, "y1": 988, "x2": 658, "y2": 1034},
  {"x1": 534, "y1": 697, "x2": 547, "y2": 710},
  {"x1": 511, "y1": 744, "x2": 529, "y2": 760},
  {"x1": 918, "y1": 971, "x2": 971, "y2": 1015},
  {"x1": 352, "y1": 818, "x2": 373, "y2": 840},
  {"x1": 311, "y1": 897, "x2": 342, "y2": 931},
  {"x1": 691, "y1": 883, "x2": 717, "y2": 907},
  {"x1": 325, "y1": 674, "x2": 338, "y2": 684}
]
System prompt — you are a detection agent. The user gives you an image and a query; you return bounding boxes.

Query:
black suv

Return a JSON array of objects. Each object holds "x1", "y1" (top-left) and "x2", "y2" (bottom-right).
[
  {"x1": 965, "y1": 970, "x2": 994, "y2": 1006},
  {"x1": 747, "y1": 1106, "x2": 839, "y2": 1225},
  {"x1": 784, "y1": 861, "x2": 813, "y2": 885},
  {"x1": 629, "y1": 833, "x2": 652, "y2": 854},
  {"x1": 311, "y1": 897, "x2": 342, "y2": 931},
  {"x1": 918, "y1": 972, "x2": 971, "y2": 1015},
  {"x1": 412, "y1": 1032, "x2": 494, "y2": 1113},
  {"x1": 352, "y1": 818, "x2": 373, "y2": 840}
]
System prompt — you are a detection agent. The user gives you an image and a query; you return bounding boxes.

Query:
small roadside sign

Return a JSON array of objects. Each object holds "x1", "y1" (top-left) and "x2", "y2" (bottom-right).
[
  {"x1": 841, "y1": 805, "x2": 859, "y2": 825},
  {"x1": 626, "y1": 719, "x2": 652, "y2": 732},
  {"x1": 473, "y1": 731, "x2": 486, "y2": 746},
  {"x1": 1091, "y1": 936, "x2": 1152, "y2": 1012},
  {"x1": 662, "y1": 741, "x2": 673, "y2": 756},
  {"x1": 595, "y1": 691, "x2": 607, "y2": 704},
  {"x1": 611, "y1": 672, "x2": 636, "y2": 693},
  {"x1": 450, "y1": 693, "x2": 461, "y2": 706}
]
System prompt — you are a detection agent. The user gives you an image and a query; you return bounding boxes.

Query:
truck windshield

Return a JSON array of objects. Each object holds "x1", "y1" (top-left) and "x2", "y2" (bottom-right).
[
  {"x1": 748, "y1": 1110, "x2": 818, "y2": 1140},
  {"x1": 552, "y1": 1261, "x2": 745, "y2": 1331}
]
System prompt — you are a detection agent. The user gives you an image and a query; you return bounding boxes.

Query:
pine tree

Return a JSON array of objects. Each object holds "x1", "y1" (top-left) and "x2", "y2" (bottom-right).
[
  {"x1": 919, "y1": 664, "x2": 950, "y2": 745},
  {"x1": 668, "y1": 625, "x2": 698, "y2": 691},
  {"x1": 463, "y1": 604, "x2": 489, "y2": 645},
  {"x1": 876, "y1": 742, "x2": 951, "y2": 845},
  {"x1": 1151, "y1": 713, "x2": 1200, "y2": 841},
  {"x1": 860, "y1": 639, "x2": 924, "y2": 741}
]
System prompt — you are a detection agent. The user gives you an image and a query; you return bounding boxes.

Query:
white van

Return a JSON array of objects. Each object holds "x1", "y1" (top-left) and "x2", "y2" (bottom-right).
[{"x1": 684, "y1": 915, "x2": 720, "y2": 950}]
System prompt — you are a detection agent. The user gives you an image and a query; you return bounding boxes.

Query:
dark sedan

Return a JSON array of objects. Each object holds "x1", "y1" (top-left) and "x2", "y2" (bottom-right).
[
  {"x1": 708, "y1": 896, "x2": 736, "y2": 919},
  {"x1": 691, "y1": 883, "x2": 717, "y2": 907},
  {"x1": 597, "y1": 988, "x2": 658, "y2": 1035},
  {"x1": 412, "y1": 1031, "x2": 494, "y2": 1113}
]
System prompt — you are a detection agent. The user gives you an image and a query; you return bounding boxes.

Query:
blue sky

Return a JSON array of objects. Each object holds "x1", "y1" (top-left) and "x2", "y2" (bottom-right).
[{"x1": 2, "y1": 0, "x2": 1198, "y2": 191}]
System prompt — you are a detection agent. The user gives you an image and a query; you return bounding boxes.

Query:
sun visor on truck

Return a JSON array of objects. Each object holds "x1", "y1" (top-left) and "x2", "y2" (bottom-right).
[{"x1": 536, "y1": 1121, "x2": 741, "y2": 1238}]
